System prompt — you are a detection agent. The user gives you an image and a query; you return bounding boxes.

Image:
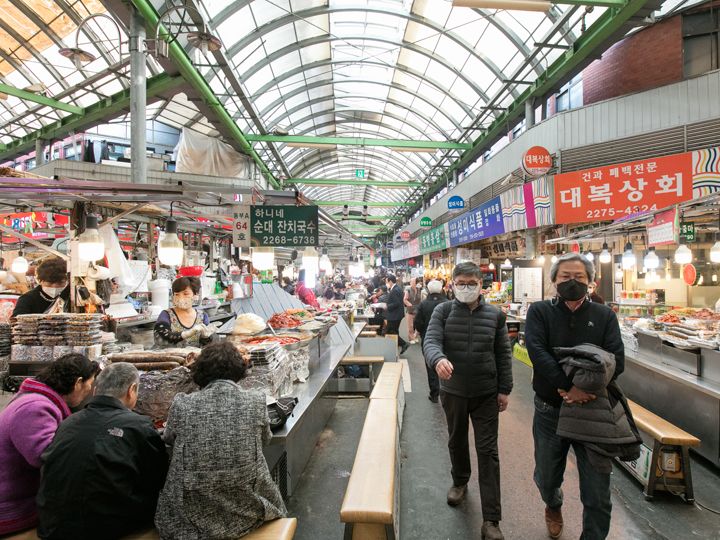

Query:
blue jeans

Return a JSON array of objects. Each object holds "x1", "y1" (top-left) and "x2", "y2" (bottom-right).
[{"x1": 533, "y1": 396, "x2": 612, "y2": 540}]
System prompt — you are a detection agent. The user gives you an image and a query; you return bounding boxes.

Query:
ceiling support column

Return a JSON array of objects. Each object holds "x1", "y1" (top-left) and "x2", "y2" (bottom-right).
[{"x1": 129, "y1": 7, "x2": 147, "y2": 183}]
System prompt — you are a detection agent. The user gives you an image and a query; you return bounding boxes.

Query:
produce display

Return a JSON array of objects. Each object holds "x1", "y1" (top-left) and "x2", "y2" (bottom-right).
[
  {"x1": 244, "y1": 335, "x2": 301, "y2": 346},
  {"x1": 285, "y1": 308, "x2": 314, "y2": 321},
  {"x1": 626, "y1": 307, "x2": 720, "y2": 351}
]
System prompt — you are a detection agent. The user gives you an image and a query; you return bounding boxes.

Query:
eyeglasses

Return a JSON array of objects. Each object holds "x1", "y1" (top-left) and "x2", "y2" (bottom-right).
[{"x1": 453, "y1": 283, "x2": 479, "y2": 291}]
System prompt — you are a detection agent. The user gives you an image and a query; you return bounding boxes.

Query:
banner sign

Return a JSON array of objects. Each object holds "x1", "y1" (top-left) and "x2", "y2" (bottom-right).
[
  {"x1": 419, "y1": 225, "x2": 447, "y2": 254},
  {"x1": 447, "y1": 196, "x2": 505, "y2": 247},
  {"x1": 419, "y1": 216, "x2": 432, "y2": 227},
  {"x1": 250, "y1": 205, "x2": 319, "y2": 247},
  {"x1": 553, "y1": 152, "x2": 694, "y2": 224},
  {"x1": 647, "y1": 208, "x2": 678, "y2": 247},
  {"x1": 522, "y1": 146, "x2": 552, "y2": 177},
  {"x1": 400, "y1": 231, "x2": 410, "y2": 240},
  {"x1": 232, "y1": 205, "x2": 251, "y2": 248},
  {"x1": 448, "y1": 195, "x2": 465, "y2": 211}
]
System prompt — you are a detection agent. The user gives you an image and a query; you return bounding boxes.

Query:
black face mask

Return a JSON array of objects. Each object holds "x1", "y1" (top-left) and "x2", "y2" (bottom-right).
[{"x1": 557, "y1": 279, "x2": 588, "y2": 301}]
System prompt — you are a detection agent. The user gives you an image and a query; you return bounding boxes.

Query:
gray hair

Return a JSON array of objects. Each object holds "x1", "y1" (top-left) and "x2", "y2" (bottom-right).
[
  {"x1": 95, "y1": 362, "x2": 140, "y2": 399},
  {"x1": 549, "y1": 253, "x2": 595, "y2": 283},
  {"x1": 452, "y1": 262, "x2": 482, "y2": 280}
]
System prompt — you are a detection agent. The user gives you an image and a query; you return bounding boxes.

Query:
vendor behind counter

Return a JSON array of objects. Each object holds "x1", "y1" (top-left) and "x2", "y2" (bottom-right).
[
  {"x1": 11, "y1": 258, "x2": 69, "y2": 317},
  {"x1": 154, "y1": 277, "x2": 216, "y2": 348}
]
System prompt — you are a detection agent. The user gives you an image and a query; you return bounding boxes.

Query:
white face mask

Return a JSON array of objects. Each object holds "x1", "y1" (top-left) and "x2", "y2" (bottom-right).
[
  {"x1": 455, "y1": 286, "x2": 481, "y2": 304},
  {"x1": 42, "y1": 286, "x2": 64, "y2": 298}
]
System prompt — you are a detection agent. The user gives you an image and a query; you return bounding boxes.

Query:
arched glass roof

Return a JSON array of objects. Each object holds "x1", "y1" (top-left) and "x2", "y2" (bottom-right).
[{"x1": 0, "y1": 0, "x2": 688, "y2": 233}]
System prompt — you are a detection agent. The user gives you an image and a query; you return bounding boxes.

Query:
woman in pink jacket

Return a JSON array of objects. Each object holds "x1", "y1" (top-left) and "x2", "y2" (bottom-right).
[{"x1": 0, "y1": 354, "x2": 99, "y2": 535}]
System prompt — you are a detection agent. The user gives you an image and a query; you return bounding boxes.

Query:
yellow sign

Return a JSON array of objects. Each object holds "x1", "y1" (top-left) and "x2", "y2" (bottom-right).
[{"x1": 513, "y1": 343, "x2": 532, "y2": 367}]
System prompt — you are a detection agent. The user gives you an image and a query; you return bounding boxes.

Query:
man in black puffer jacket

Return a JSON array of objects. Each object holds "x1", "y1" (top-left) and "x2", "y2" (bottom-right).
[
  {"x1": 423, "y1": 262, "x2": 512, "y2": 540},
  {"x1": 413, "y1": 279, "x2": 448, "y2": 403}
]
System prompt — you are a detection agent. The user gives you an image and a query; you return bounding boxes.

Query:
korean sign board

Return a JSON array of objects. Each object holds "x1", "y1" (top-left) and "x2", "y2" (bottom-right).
[
  {"x1": 522, "y1": 146, "x2": 553, "y2": 177},
  {"x1": 448, "y1": 195, "x2": 465, "y2": 211},
  {"x1": 680, "y1": 222, "x2": 695, "y2": 242},
  {"x1": 418, "y1": 226, "x2": 447, "y2": 254},
  {"x1": 553, "y1": 152, "x2": 694, "y2": 225},
  {"x1": 447, "y1": 197, "x2": 505, "y2": 247},
  {"x1": 232, "y1": 205, "x2": 251, "y2": 248},
  {"x1": 647, "y1": 209, "x2": 678, "y2": 247},
  {"x1": 250, "y1": 205, "x2": 319, "y2": 247}
]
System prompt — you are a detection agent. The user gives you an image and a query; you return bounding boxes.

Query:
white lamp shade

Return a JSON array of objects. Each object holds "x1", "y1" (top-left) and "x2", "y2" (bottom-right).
[
  {"x1": 11, "y1": 255, "x2": 28, "y2": 274},
  {"x1": 158, "y1": 233, "x2": 184, "y2": 266},
  {"x1": 584, "y1": 252, "x2": 594, "y2": 262},
  {"x1": 537, "y1": 255, "x2": 545, "y2": 264},
  {"x1": 488, "y1": 262, "x2": 495, "y2": 270},
  {"x1": 643, "y1": 249, "x2": 659, "y2": 270},
  {"x1": 550, "y1": 255, "x2": 558, "y2": 264},
  {"x1": 599, "y1": 249, "x2": 612, "y2": 264},
  {"x1": 621, "y1": 250, "x2": 636, "y2": 270},
  {"x1": 711, "y1": 241, "x2": 720, "y2": 263},
  {"x1": 251, "y1": 247, "x2": 275, "y2": 271},
  {"x1": 502, "y1": 258, "x2": 512, "y2": 268},
  {"x1": 78, "y1": 227, "x2": 105, "y2": 262},
  {"x1": 674, "y1": 244, "x2": 692, "y2": 265}
]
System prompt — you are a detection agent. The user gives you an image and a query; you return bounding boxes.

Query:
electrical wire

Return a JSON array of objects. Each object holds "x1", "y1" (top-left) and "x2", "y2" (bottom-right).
[{"x1": 655, "y1": 446, "x2": 720, "y2": 514}]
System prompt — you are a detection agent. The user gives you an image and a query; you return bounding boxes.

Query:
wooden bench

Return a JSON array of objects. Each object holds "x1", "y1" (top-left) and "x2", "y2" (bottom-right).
[
  {"x1": 340, "y1": 355, "x2": 385, "y2": 394},
  {"x1": 6, "y1": 518, "x2": 298, "y2": 540},
  {"x1": 340, "y1": 399, "x2": 399, "y2": 540},
  {"x1": 619, "y1": 400, "x2": 700, "y2": 502},
  {"x1": 370, "y1": 363, "x2": 405, "y2": 432}
]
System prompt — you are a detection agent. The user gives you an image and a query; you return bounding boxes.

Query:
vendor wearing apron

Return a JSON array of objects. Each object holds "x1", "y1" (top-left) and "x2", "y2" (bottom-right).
[
  {"x1": 12, "y1": 257, "x2": 69, "y2": 317},
  {"x1": 154, "y1": 277, "x2": 215, "y2": 348}
]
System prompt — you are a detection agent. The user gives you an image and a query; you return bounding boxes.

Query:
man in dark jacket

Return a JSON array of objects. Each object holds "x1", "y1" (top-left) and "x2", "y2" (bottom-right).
[
  {"x1": 413, "y1": 279, "x2": 448, "y2": 403},
  {"x1": 525, "y1": 253, "x2": 624, "y2": 540},
  {"x1": 423, "y1": 262, "x2": 512, "y2": 540},
  {"x1": 385, "y1": 274, "x2": 409, "y2": 354},
  {"x1": 37, "y1": 363, "x2": 168, "y2": 540}
]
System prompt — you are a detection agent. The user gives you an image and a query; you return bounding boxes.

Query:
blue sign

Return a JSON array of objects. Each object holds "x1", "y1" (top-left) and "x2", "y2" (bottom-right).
[
  {"x1": 447, "y1": 196, "x2": 505, "y2": 247},
  {"x1": 448, "y1": 195, "x2": 465, "y2": 211}
]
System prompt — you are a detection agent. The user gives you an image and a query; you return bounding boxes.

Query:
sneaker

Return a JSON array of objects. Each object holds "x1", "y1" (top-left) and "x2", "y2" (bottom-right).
[
  {"x1": 446, "y1": 484, "x2": 467, "y2": 506},
  {"x1": 400, "y1": 342, "x2": 409, "y2": 354},
  {"x1": 428, "y1": 394, "x2": 439, "y2": 403},
  {"x1": 545, "y1": 506, "x2": 563, "y2": 539},
  {"x1": 481, "y1": 521, "x2": 504, "y2": 540}
]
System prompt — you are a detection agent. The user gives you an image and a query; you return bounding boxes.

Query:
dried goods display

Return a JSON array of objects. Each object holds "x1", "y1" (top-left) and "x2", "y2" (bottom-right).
[
  {"x1": 0, "y1": 323, "x2": 11, "y2": 357},
  {"x1": 135, "y1": 366, "x2": 198, "y2": 425},
  {"x1": 239, "y1": 342, "x2": 293, "y2": 398},
  {"x1": 244, "y1": 335, "x2": 301, "y2": 346},
  {"x1": 232, "y1": 313, "x2": 266, "y2": 335},
  {"x1": 107, "y1": 348, "x2": 202, "y2": 370}
]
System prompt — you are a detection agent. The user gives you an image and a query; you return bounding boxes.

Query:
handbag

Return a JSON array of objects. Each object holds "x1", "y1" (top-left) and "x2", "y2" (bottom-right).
[{"x1": 267, "y1": 397, "x2": 299, "y2": 432}]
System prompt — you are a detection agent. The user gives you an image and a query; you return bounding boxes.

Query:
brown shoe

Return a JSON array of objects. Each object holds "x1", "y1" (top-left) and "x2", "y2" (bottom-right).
[
  {"x1": 481, "y1": 521, "x2": 504, "y2": 540},
  {"x1": 545, "y1": 506, "x2": 563, "y2": 539},
  {"x1": 446, "y1": 484, "x2": 467, "y2": 506}
]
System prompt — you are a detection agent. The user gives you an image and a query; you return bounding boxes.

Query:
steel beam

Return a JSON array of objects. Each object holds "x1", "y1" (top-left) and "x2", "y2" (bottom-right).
[
  {"x1": 247, "y1": 135, "x2": 469, "y2": 150},
  {"x1": 289, "y1": 178, "x2": 422, "y2": 188},
  {"x1": 313, "y1": 201, "x2": 414, "y2": 208},
  {"x1": 128, "y1": 0, "x2": 281, "y2": 189},
  {"x1": 330, "y1": 215, "x2": 401, "y2": 221},
  {"x1": 129, "y1": 8, "x2": 147, "y2": 184},
  {"x1": 0, "y1": 84, "x2": 83, "y2": 115},
  {"x1": 0, "y1": 74, "x2": 185, "y2": 160}
]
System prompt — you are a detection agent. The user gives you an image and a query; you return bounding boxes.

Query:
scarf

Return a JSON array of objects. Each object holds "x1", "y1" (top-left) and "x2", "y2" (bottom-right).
[{"x1": 16, "y1": 378, "x2": 72, "y2": 419}]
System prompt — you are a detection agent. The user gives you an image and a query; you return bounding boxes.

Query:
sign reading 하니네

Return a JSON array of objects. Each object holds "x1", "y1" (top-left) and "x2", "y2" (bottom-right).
[
  {"x1": 250, "y1": 205, "x2": 319, "y2": 247},
  {"x1": 647, "y1": 208, "x2": 678, "y2": 247},
  {"x1": 232, "y1": 205, "x2": 251, "y2": 248},
  {"x1": 446, "y1": 196, "x2": 505, "y2": 247},
  {"x1": 553, "y1": 151, "x2": 694, "y2": 225},
  {"x1": 448, "y1": 195, "x2": 465, "y2": 211},
  {"x1": 522, "y1": 146, "x2": 553, "y2": 177}
]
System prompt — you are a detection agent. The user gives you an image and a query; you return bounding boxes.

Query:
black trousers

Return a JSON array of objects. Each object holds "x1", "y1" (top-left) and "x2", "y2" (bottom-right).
[
  {"x1": 440, "y1": 391, "x2": 502, "y2": 522},
  {"x1": 420, "y1": 333, "x2": 439, "y2": 397},
  {"x1": 384, "y1": 319, "x2": 407, "y2": 348}
]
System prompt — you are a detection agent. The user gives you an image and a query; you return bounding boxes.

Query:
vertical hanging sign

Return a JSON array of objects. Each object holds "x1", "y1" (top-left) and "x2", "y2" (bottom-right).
[{"x1": 232, "y1": 205, "x2": 251, "y2": 248}]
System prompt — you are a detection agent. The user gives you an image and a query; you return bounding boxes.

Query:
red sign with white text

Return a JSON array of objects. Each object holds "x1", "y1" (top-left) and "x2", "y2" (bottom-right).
[
  {"x1": 553, "y1": 152, "x2": 694, "y2": 225},
  {"x1": 401, "y1": 231, "x2": 410, "y2": 240},
  {"x1": 523, "y1": 146, "x2": 552, "y2": 176},
  {"x1": 647, "y1": 208, "x2": 678, "y2": 247}
]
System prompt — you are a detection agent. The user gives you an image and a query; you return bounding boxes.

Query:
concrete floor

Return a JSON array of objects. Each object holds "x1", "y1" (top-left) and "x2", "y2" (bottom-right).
[{"x1": 287, "y1": 342, "x2": 720, "y2": 540}]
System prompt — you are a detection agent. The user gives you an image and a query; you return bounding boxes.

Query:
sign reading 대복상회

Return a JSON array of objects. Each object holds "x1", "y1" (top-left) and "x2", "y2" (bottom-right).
[
  {"x1": 522, "y1": 146, "x2": 552, "y2": 177},
  {"x1": 250, "y1": 205, "x2": 319, "y2": 247},
  {"x1": 553, "y1": 151, "x2": 694, "y2": 225}
]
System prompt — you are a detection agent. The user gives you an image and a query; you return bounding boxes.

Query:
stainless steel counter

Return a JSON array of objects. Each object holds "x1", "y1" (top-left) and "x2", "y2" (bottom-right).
[{"x1": 622, "y1": 350, "x2": 720, "y2": 466}]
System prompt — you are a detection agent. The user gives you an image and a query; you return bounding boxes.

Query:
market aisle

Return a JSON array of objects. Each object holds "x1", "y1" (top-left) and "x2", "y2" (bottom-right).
[{"x1": 288, "y1": 343, "x2": 720, "y2": 539}]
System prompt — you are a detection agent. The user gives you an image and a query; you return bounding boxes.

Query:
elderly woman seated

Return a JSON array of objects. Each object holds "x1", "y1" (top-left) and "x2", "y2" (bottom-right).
[{"x1": 155, "y1": 341, "x2": 287, "y2": 539}]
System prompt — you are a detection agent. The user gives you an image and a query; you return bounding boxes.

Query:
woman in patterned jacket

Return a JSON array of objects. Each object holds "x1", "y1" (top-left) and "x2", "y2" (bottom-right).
[{"x1": 155, "y1": 341, "x2": 287, "y2": 539}]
